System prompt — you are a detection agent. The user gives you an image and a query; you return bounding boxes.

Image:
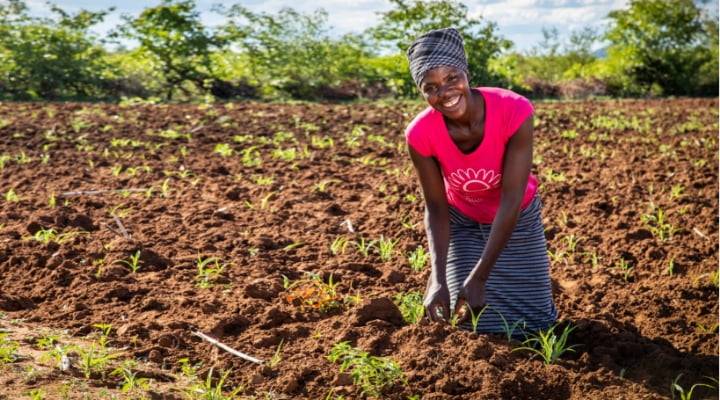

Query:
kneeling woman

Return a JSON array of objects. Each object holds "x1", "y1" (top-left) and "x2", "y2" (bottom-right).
[{"x1": 404, "y1": 28, "x2": 557, "y2": 334}]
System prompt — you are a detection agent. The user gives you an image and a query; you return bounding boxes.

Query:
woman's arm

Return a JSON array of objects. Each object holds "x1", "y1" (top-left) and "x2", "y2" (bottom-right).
[
  {"x1": 407, "y1": 145, "x2": 451, "y2": 322},
  {"x1": 467, "y1": 115, "x2": 534, "y2": 284}
]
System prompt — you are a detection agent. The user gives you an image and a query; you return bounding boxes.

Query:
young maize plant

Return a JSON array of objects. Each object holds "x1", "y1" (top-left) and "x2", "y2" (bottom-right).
[
  {"x1": 115, "y1": 250, "x2": 142, "y2": 273},
  {"x1": 195, "y1": 256, "x2": 226, "y2": 289},
  {"x1": 376, "y1": 235, "x2": 398, "y2": 262},
  {"x1": 283, "y1": 272, "x2": 342, "y2": 312},
  {"x1": 393, "y1": 291, "x2": 424, "y2": 324},
  {"x1": 327, "y1": 341, "x2": 406, "y2": 398},
  {"x1": 512, "y1": 323, "x2": 579, "y2": 365},
  {"x1": 407, "y1": 246, "x2": 429, "y2": 272}
]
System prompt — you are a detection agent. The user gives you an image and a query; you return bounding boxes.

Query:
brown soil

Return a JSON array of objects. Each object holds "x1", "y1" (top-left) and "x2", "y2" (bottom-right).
[{"x1": 0, "y1": 98, "x2": 717, "y2": 399}]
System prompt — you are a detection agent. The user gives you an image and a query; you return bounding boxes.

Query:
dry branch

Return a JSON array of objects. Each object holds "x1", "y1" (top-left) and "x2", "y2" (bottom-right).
[
  {"x1": 113, "y1": 216, "x2": 131, "y2": 240},
  {"x1": 191, "y1": 331, "x2": 263, "y2": 365}
]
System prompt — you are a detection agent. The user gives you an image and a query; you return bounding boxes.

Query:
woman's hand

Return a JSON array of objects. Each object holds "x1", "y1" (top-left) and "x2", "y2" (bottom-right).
[
  {"x1": 423, "y1": 275, "x2": 451, "y2": 323},
  {"x1": 454, "y1": 276, "x2": 487, "y2": 325}
]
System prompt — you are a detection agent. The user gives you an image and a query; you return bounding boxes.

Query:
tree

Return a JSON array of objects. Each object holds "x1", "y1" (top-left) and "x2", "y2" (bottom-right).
[
  {"x1": 369, "y1": 0, "x2": 511, "y2": 88},
  {"x1": 0, "y1": 0, "x2": 113, "y2": 99},
  {"x1": 116, "y1": 0, "x2": 225, "y2": 100},
  {"x1": 605, "y1": 0, "x2": 716, "y2": 95}
]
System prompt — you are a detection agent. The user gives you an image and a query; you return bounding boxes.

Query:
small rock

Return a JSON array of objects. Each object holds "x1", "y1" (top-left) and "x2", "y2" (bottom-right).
[
  {"x1": 382, "y1": 269, "x2": 405, "y2": 284},
  {"x1": 148, "y1": 349, "x2": 163, "y2": 363},
  {"x1": 333, "y1": 372, "x2": 353, "y2": 386}
]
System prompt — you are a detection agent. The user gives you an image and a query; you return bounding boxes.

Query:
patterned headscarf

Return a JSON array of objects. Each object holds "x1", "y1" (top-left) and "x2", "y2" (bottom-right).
[{"x1": 406, "y1": 27, "x2": 469, "y2": 87}]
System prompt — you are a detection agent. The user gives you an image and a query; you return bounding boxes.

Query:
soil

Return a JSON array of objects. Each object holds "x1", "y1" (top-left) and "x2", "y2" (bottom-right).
[{"x1": 0, "y1": 97, "x2": 717, "y2": 399}]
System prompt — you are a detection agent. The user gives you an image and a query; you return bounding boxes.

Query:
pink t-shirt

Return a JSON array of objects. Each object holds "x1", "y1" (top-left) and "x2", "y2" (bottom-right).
[{"x1": 405, "y1": 86, "x2": 538, "y2": 224}]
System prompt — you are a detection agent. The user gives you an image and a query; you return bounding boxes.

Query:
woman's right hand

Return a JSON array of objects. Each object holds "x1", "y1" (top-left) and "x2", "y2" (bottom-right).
[{"x1": 423, "y1": 276, "x2": 451, "y2": 323}]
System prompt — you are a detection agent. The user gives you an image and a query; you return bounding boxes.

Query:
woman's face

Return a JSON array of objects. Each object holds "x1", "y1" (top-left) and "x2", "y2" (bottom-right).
[{"x1": 418, "y1": 66, "x2": 472, "y2": 120}]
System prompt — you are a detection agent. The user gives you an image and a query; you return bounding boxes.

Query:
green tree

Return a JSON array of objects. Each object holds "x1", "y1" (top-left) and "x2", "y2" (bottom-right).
[
  {"x1": 117, "y1": 0, "x2": 225, "y2": 100},
  {"x1": 218, "y1": 5, "x2": 372, "y2": 99},
  {"x1": 605, "y1": 0, "x2": 716, "y2": 95},
  {"x1": 0, "y1": 0, "x2": 113, "y2": 99},
  {"x1": 368, "y1": 0, "x2": 511, "y2": 89}
]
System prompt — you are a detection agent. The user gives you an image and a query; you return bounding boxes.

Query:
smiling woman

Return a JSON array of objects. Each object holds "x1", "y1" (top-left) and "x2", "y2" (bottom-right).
[{"x1": 404, "y1": 27, "x2": 557, "y2": 336}]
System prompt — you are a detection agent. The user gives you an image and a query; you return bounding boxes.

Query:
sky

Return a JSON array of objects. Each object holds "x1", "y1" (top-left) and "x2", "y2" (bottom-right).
[{"x1": 21, "y1": 0, "x2": 720, "y2": 53}]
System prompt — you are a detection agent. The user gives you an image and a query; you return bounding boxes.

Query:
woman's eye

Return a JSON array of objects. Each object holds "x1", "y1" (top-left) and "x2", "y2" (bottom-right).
[{"x1": 448, "y1": 75, "x2": 457, "y2": 82}]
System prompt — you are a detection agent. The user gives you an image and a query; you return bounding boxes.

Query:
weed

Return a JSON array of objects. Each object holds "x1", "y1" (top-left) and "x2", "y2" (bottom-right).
[
  {"x1": 327, "y1": 341, "x2": 405, "y2": 398},
  {"x1": 376, "y1": 235, "x2": 399, "y2": 261},
  {"x1": 283, "y1": 272, "x2": 342, "y2": 312},
  {"x1": 407, "y1": 246, "x2": 429, "y2": 272},
  {"x1": 512, "y1": 323, "x2": 579, "y2": 365},
  {"x1": 115, "y1": 250, "x2": 142, "y2": 273},
  {"x1": 394, "y1": 291, "x2": 424, "y2": 324}
]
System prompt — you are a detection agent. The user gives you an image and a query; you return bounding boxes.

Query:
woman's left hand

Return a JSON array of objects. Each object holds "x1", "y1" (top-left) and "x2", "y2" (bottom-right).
[{"x1": 454, "y1": 276, "x2": 487, "y2": 324}]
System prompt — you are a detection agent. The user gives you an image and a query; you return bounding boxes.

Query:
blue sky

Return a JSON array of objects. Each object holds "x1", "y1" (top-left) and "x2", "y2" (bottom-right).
[{"x1": 23, "y1": 0, "x2": 719, "y2": 52}]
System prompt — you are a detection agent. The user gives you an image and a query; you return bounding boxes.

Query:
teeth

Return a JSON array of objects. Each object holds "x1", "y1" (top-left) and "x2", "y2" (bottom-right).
[{"x1": 443, "y1": 96, "x2": 460, "y2": 107}]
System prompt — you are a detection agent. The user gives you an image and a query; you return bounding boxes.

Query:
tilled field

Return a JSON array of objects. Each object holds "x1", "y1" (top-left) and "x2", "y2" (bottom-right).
[{"x1": 0, "y1": 98, "x2": 717, "y2": 399}]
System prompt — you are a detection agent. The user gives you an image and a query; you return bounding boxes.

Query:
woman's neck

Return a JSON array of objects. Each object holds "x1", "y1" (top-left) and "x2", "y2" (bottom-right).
[{"x1": 448, "y1": 89, "x2": 484, "y2": 128}]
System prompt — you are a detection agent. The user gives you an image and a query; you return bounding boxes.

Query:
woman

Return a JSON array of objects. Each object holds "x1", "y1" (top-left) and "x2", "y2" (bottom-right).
[{"x1": 404, "y1": 27, "x2": 557, "y2": 335}]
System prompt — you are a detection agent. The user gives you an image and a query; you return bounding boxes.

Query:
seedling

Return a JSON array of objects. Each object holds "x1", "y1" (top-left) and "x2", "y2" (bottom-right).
[
  {"x1": 185, "y1": 367, "x2": 243, "y2": 400},
  {"x1": 355, "y1": 238, "x2": 375, "y2": 258},
  {"x1": 670, "y1": 184, "x2": 684, "y2": 200},
  {"x1": 671, "y1": 374, "x2": 716, "y2": 400},
  {"x1": 465, "y1": 304, "x2": 488, "y2": 332},
  {"x1": 314, "y1": 179, "x2": 340, "y2": 193},
  {"x1": 497, "y1": 310, "x2": 527, "y2": 342},
  {"x1": 268, "y1": 339, "x2": 284, "y2": 368},
  {"x1": 394, "y1": 291, "x2": 424, "y2": 324},
  {"x1": 614, "y1": 257, "x2": 634, "y2": 282},
  {"x1": 5, "y1": 189, "x2": 19, "y2": 202},
  {"x1": 641, "y1": 206, "x2": 676, "y2": 241},
  {"x1": 407, "y1": 246, "x2": 429, "y2": 272},
  {"x1": 512, "y1": 323, "x2": 579, "y2": 365},
  {"x1": 0, "y1": 333, "x2": 19, "y2": 363},
  {"x1": 327, "y1": 341, "x2": 405, "y2": 398},
  {"x1": 376, "y1": 235, "x2": 398, "y2": 261},
  {"x1": 111, "y1": 360, "x2": 150, "y2": 393},
  {"x1": 666, "y1": 257, "x2": 675, "y2": 276},
  {"x1": 213, "y1": 143, "x2": 234, "y2": 157},
  {"x1": 283, "y1": 272, "x2": 342, "y2": 312},
  {"x1": 115, "y1": 250, "x2": 142, "y2": 273},
  {"x1": 330, "y1": 236, "x2": 349, "y2": 256},
  {"x1": 35, "y1": 334, "x2": 60, "y2": 350},
  {"x1": 195, "y1": 256, "x2": 226, "y2": 289}
]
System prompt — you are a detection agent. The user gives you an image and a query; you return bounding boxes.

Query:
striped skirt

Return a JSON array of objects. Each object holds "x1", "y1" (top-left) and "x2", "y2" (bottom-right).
[{"x1": 445, "y1": 194, "x2": 557, "y2": 335}]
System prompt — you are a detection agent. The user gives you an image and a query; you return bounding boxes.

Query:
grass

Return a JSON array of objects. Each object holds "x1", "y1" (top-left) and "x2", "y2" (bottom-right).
[
  {"x1": 512, "y1": 323, "x2": 579, "y2": 365},
  {"x1": 393, "y1": 291, "x2": 424, "y2": 324},
  {"x1": 327, "y1": 341, "x2": 405, "y2": 397}
]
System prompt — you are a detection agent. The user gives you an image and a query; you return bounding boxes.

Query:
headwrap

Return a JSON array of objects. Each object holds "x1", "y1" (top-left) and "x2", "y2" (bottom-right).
[{"x1": 406, "y1": 27, "x2": 469, "y2": 87}]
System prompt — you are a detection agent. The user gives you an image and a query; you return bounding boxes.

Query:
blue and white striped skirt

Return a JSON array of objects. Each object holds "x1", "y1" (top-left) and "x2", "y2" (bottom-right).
[{"x1": 445, "y1": 194, "x2": 557, "y2": 335}]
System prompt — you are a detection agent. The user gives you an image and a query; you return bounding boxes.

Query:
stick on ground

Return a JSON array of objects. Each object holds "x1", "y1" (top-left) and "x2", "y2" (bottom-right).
[{"x1": 192, "y1": 331, "x2": 264, "y2": 365}]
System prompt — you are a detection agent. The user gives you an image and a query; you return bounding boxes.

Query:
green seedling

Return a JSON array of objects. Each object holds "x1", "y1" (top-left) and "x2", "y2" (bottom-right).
[
  {"x1": 670, "y1": 184, "x2": 684, "y2": 200},
  {"x1": 76, "y1": 342, "x2": 118, "y2": 378},
  {"x1": 27, "y1": 389, "x2": 45, "y2": 400},
  {"x1": 185, "y1": 367, "x2": 243, "y2": 400},
  {"x1": 563, "y1": 234, "x2": 580, "y2": 253},
  {"x1": 641, "y1": 206, "x2": 677, "y2": 241},
  {"x1": 213, "y1": 143, "x2": 234, "y2": 157},
  {"x1": 355, "y1": 238, "x2": 375, "y2": 258},
  {"x1": 115, "y1": 250, "x2": 142, "y2": 273},
  {"x1": 394, "y1": 291, "x2": 424, "y2": 324},
  {"x1": 666, "y1": 257, "x2": 675, "y2": 276},
  {"x1": 407, "y1": 246, "x2": 429, "y2": 272},
  {"x1": 35, "y1": 334, "x2": 60, "y2": 350},
  {"x1": 5, "y1": 189, "x2": 19, "y2": 202},
  {"x1": 195, "y1": 256, "x2": 226, "y2": 289},
  {"x1": 512, "y1": 323, "x2": 579, "y2": 365},
  {"x1": 465, "y1": 304, "x2": 488, "y2": 332},
  {"x1": 241, "y1": 146, "x2": 262, "y2": 167},
  {"x1": 671, "y1": 374, "x2": 716, "y2": 400},
  {"x1": 314, "y1": 179, "x2": 340, "y2": 193},
  {"x1": 268, "y1": 339, "x2": 284, "y2": 368},
  {"x1": 376, "y1": 235, "x2": 398, "y2": 261},
  {"x1": 330, "y1": 236, "x2": 349, "y2": 256},
  {"x1": 327, "y1": 341, "x2": 405, "y2": 398},
  {"x1": 497, "y1": 310, "x2": 527, "y2": 342},
  {"x1": 614, "y1": 257, "x2": 634, "y2": 282},
  {"x1": 0, "y1": 333, "x2": 19, "y2": 363},
  {"x1": 311, "y1": 135, "x2": 334, "y2": 149},
  {"x1": 111, "y1": 360, "x2": 150, "y2": 393}
]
